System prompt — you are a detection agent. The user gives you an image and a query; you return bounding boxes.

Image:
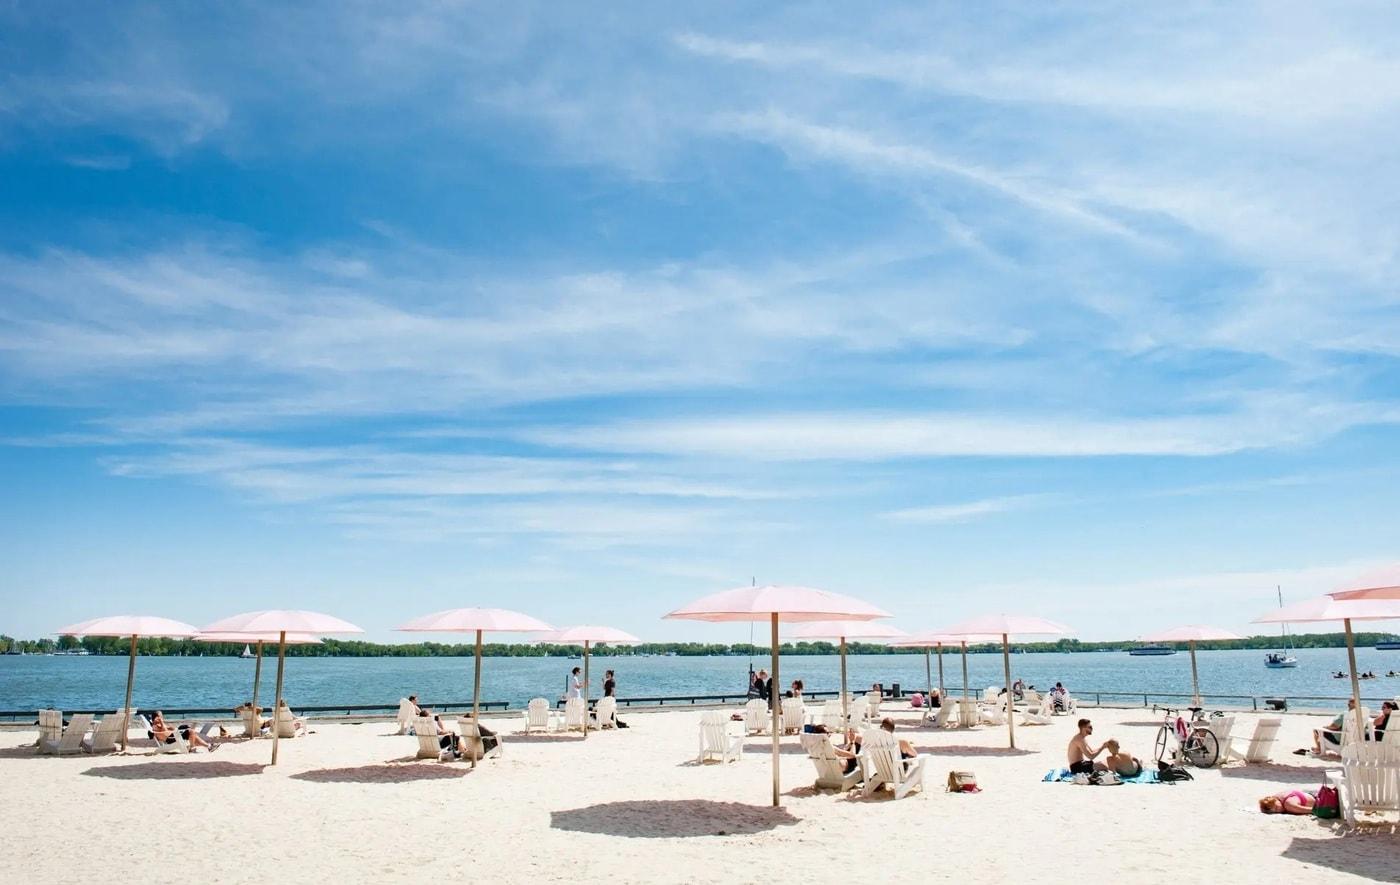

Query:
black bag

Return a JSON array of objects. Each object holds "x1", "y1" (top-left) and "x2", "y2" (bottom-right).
[{"x1": 1157, "y1": 760, "x2": 1193, "y2": 783}]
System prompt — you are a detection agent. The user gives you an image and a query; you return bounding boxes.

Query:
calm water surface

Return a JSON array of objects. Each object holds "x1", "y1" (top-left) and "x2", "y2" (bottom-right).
[{"x1": 2, "y1": 647, "x2": 1398, "y2": 713}]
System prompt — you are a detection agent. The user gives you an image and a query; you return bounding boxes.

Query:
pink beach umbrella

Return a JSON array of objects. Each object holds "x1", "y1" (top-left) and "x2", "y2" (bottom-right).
[
  {"x1": 200, "y1": 610, "x2": 364, "y2": 765},
  {"x1": 397, "y1": 607, "x2": 554, "y2": 737},
  {"x1": 193, "y1": 631, "x2": 322, "y2": 712},
  {"x1": 890, "y1": 631, "x2": 1003, "y2": 705},
  {"x1": 535, "y1": 625, "x2": 642, "y2": 737},
  {"x1": 1138, "y1": 625, "x2": 1244, "y2": 706},
  {"x1": 940, "y1": 614, "x2": 1073, "y2": 749},
  {"x1": 665, "y1": 584, "x2": 890, "y2": 807},
  {"x1": 56, "y1": 615, "x2": 200, "y2": 752},
  {"x1": 1256, "y1": 592, "x2": 1400, "y2": 737},
  {"x1": 790, "y1": 621, "x2": 906, "y2": 721}
]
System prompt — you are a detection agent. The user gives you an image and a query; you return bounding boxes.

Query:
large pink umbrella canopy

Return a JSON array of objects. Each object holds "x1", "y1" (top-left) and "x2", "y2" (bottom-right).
[
  {"x1": 194, "y1": 632, "x2": 322, "y2": 713},
  {"x1": 1139, "y1": 625, "x2": 1244, "y2": 705},
  {"x1": 1328, "y1": 565, "x2": 1400, "y2": 600},
  {"x1": 535, "y1": 625, "x2": 641, "y2": 738},
  {"x1": 201, "y1": 610, "x2": 364, "y2": 765},
  {"x1": 1255, "y1": 594, "x2": 1400, "y2": 736},
  {"x1": 941, "y1": 614, "x2": 1073, "y2": 749},
  {"x1": 890, "y1": 631, "x2": 1003, "y2": 703},
  {"x1": 57, "y1": 615, "x2": 199, "y2": 752},
  {"x1": 665, "y1": 584, "x2": 890, "y2": 807},
  {"x1": 790, "y1": 621, "x2": 906, "y2": 722},
  {"x1": 397, "y1": 607, "x2": 554, "y2": 762}
]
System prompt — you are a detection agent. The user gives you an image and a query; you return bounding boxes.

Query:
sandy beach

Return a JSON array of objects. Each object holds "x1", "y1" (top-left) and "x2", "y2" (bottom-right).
[{"x1": 2, "y1": 704, "x2": 1395, "y2": 884}]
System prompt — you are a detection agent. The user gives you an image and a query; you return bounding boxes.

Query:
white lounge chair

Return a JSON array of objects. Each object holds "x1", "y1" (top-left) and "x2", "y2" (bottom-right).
[
  {"x1": 1021, "y1": 689, "x2": 1041, "y2": 709},
  {"x1": 781, "y1": 697, "x2": 806, "y2": 735},
  {"x1": 865, "y1": 690, "x2": 882, "y2": 720},
  {"x1": 859, "y1": 728, "x2": 926, "y2": 799},
  {"x1": 932, "y1": 701, "x2": 954, "y2": 729},
  {"x1": 413, "y1": 716, "x2": 449, "y2": 760},
  {"x1": 239, "y1": 706, "x2": 264, "y2": 738},
  {"x1": 743, "y1": 698, "x2": 770, "y2": 735},
  {"x1": 979, "y1": 698, "x2": 1007, "y2": 726},
  {"x1": 1224, "y1": 717, "x2": 1282, "y2": 764},
  {"x1": 155, "y1": 726, "x2": 191, "y2": 755},
  {"x1": 697, "y1": 711, "x2": 742, "y2": 764},
  {"x1": 521, "y1": 698, "x2": 558, "y2": 734},
  {"x1": 1326, "y1": 743, "x2": 1400, "y2": 824},
  {"x1": 800, "y1": 732, "x2": 860, "y2": 792},
  {"x1": 594, "y1": 697, "x2": 619, "y2": 730},
  {"x1": 82, "y1": 714, "x2": 127, "y2": 754},
  {"x1": 395, "y1": 699, "x2": 419, "y2": 735},
  {"x1": 35, "y1": 709, "x2": 63, "y2": 750},
  {"x1": 459, "y1": 718, "x2": 503, "y2": 761},
  {"x1": 1020, "y1": 697, "x2": 1053, "y2": 726},
  {"x1": 561, "y1": 697, "x2": 586, "y2": 733},
  {"x1": 1207, "y1": 715, "x2": 1235, "y2": 766},
  {"x1": 272, "y1": 705, "x2": 307, "y2": 738},
  {"x1": 958, "y1": 698, "x2": 979, "y2": 728},
  {"x1": 820, "y1": 700, "x2": 845, "y2": 732},
  {"x1": 41, "y1": 713, "x2": 94, "y2": 756},
  {"x1": 848, "y1": 696, "x2": 871, "y2": 728},
  {"x1": 982, "y1": 687, "x2": 999, "y2": 703}
]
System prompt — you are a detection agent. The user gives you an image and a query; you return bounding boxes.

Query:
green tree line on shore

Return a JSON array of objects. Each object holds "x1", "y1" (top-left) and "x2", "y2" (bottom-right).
[{"x1": 1, "y1": 632, "x2": 1395, "y2": 657}]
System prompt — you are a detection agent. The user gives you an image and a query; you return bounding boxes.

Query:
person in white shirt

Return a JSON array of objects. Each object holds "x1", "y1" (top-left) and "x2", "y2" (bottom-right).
[{"x1": 565, "y1": 666, "x2": 584, "y2": 700}]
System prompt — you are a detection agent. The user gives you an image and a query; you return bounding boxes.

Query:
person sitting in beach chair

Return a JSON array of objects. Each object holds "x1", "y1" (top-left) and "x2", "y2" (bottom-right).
[
  {"x1": 1101, "y1": 739, "x2": 1142, "y2": 778},
  {"x1": 432, "y1": 715, "x2": 462, "y2": 757},
  {"x1": 1312, "y1": 700, "x2": 1354, "y2": 756},
  {"x1": 1068, "y1": 719, "x2": 1105, "y2": 774},
  {"x1": 149, "y1": 711, "x2": 215, "y2": 751}
]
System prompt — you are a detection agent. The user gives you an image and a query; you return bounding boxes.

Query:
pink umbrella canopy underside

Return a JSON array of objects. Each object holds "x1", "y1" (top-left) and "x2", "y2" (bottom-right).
[
  {"x1": 665, "y1": 585, "x2": 890, "y2": 623},
  {"x1": 201, "y1": 610, "x2": 364, "y2": 635},
  {"x1": 1254, "y1": 595, "x2": 1400, "y2": 624},
  {"x1": 1140, "y1": 625, "x2": 1244, "y2": 643},
  {"x1": 938, "y1": 614, "x2": 1074, "y2": 637},
  {"x1": 889, "y1": 631, "x2": 1004, "y2": 647},
  {"x1": 194, "y1": 631, "x2": 323, "y2": 645},
  {"x1": 397, "y1": 607, "x2": 554, "y2": 633},
  {"x1": 790, "y1": 620, "x2": 907, "y2": 641},
  {"x1": 536, "y1": 625, "x2": 642, "y2": 645},
  {"x1": 1329, "y1": 565, "x2": 1400, "y2": 600},
  {"x1": 56, "y1": 615, "x2": 200, "y2": 638}
]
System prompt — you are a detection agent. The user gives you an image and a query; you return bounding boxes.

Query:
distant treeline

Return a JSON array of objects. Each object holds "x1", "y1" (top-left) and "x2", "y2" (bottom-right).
[{"x1": 1, "y1": 632, "x2": 1395, "y2": 657}]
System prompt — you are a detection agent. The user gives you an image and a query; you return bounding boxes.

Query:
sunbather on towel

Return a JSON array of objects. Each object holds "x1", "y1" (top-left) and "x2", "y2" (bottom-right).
[
  {"x1": 1067, "y1": 719, "x2": 1105, "y2": 774},
  {"x1": 1101, "y1": 740, "x2": 1142, "y2": 778}
]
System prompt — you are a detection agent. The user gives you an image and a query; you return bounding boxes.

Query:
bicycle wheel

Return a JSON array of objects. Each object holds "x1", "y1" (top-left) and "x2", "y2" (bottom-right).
[
  {"x1": 1154, "y1": 725, "x2": 1171, "y2": 763},
  {"x1": 1183, "y1": 730, "x2": 1219, "y2": 768}
]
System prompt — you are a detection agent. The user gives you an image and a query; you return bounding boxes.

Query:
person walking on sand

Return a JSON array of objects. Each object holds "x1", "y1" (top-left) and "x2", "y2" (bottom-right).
[{"x1": 1068, "y1": 718, "x2": 1105, "y2": 774}]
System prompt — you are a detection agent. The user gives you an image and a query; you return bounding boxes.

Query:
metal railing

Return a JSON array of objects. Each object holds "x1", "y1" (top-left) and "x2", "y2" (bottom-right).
[{"x1": 0, "y1": 700, "x2": 510, "y2": 724}]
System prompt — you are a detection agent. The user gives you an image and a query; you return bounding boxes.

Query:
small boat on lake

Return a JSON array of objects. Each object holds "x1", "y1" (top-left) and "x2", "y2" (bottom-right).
[
  {"x1": 240, "y1": 644, "x2": 254, "y2": 658},
  {"x1": 1266, "y1": 586, "x2": 1298, "y2": 669},
  {"x1": 1128, "y1": 645, "x2": 1176, "y2": 656}
]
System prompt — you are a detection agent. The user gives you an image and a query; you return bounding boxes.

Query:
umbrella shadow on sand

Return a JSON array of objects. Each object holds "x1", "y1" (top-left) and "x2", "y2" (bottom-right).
[
  {"x1": 1281, "y1": 834, "x2": 1400, "y2": 881},
  {"x1": 506, "y1": 734, "x2": 587, "y2": 745},
  {"x1": 918, "y1": 744, "x2": 1036, "y2": 758},
  {"x1": 291, "y1": 762, "x2": 472, "y2": 784},
  {"x1": 551, "y1": 800, "x2": 798, "y2": 838},
  {"x1": 82, "y1": 761, "x2": 267, "y2": 780}
]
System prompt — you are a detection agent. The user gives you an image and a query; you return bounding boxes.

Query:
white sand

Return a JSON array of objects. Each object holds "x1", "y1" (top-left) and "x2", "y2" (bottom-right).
[{"x1": 1, "y1": 704, "x2": 1395, "y2": 884}]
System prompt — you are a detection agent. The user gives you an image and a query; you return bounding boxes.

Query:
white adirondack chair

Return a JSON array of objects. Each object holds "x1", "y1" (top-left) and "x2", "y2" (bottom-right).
[
  {"x1": 240, "y1": 706, "x2": 264, "y2": 738},
  {"x1": 521, "y1": 698, "x2": 558, "y2": 734},
  {"x1": 41, "y1": 713, "x2": 94, "y2": 756},
  {"x1": 982, "y1": 687, "x2": 999, "y2": 703},
  {"x1": 561, "y1": 697, "x2": 586, "y2": 733},
  {"x1": 1224, "y1": 717, "x2": 1282, "y2": 764},
  {"x1": 272, "y1": 704, "x2": 306, "y2": 738},
  {"x1": 743, "y1": 698, "x2": 769, "y2": 735},
  {"x1": 1326, "y1": 743, "x2": 1400, "y2": 824},
  {"x1": 594, "y1": 697, "x2": 619, "y2": 729},
  {"x1": 1207, "y1": 715, "x2": 1235, "y2": 766},
  {"x1": 958, "y1": 698, "x2": 979, "y2": 728},
  {"x1": 932, "y1": 701, "x2": 954, "y2": 729},
  {"x1": 459, "y1": 718, "x2": 503, "y2": 761},
  {"x1": 800, "y1": 732, "x2": 860, "y2": 792},
  {"x1": 848, "y1": 696, "x2": 871, "y2": 728},
  {"x1": 155, "y1": 725, "x2": 191, "y2": 755},
  {"x1": 35, "y1": 710, "x2": 64, "y2": 749},
  {"x1": 413, "y1": 716, "x2": 448, "y2": 760},
  {"x1": 82, "y1": 714, "x2": 127, "y2": 754},
  {"x1": 979, "y1": 698, "x2": 1006, "y2": 726},
  {"x1": 697, "y1": 711, "x2": 742, "y2": 764},
  {"x1": 820, "y1": 700, "x2": 845, "y2": 731},
  {"x1": 781, "y1": 697, "x2": 806, "y2": 735},
  {"x1": 859, "y1": 728, "x2": 926, "y2": 799},
  {"x1": 1021, "y1": 689, "x2": 1041, "y2": 709},
  {"x1": 1020, "y1": 696, "x2": 1053, "y2": 726},
  {"x1": 394, "y1": 699, "x2": 419, "y2": 735},
  {"x1": 865, "y1": 690, "x2": 883, "y2": 720}
]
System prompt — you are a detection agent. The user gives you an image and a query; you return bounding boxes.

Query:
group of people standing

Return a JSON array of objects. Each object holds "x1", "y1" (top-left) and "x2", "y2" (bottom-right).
[{"x1": 562, "y1": 666, "x2": 627, "y2": 727}]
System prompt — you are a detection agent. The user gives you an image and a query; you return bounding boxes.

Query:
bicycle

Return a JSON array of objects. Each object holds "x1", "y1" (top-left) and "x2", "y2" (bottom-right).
[{"x1": 1153, "y1": 706, "x2": 1222, "y2": 768}]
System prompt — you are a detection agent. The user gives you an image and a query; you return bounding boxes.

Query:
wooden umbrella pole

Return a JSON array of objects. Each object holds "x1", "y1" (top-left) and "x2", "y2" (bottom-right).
[
  {"x1": 770, "y1": 612, "x2": 780, "y2": 808},
  {"x1": 271, "y1": 631, "x2": 287, "y2": 765},
  {"x1": 252, "y1": 640, "x2": 264, "y2": 711},
  {"x1": 1002, "y1": 633, "x2": 1016, "y2": 749},
  {"x1": 472, "y1": 628, "x2": 483, "y2": 770},
  {"x1": 839, "y1": 636, "x2": 848, "y2": 723},
  {"x1": 120, "y1": 634, "x2": 137, "y2": 752},
  {"x1": 1189, "y1": 640, "x2": 1200, "y2": 706},
  {"x1": 961, "y1": 641, "x2": 969, "y2": 700},
  {"x1": 1345, "y1": 619, "x2": 1366, "y2": 737},
  {"x1": 937, "y1": 643, "x2": 945, "y2": 697},
  {"x1": 924, "y1": 647, "x2": 932, "y2": 702},
  {"x1": 582, "y1": 639, "x2": 591, "y2": 738}
]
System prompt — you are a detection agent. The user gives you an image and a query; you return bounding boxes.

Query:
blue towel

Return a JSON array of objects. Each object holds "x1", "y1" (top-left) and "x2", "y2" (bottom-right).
[{"x1": 1043, "y1": 767, "x2": 1161, "y2": 784}]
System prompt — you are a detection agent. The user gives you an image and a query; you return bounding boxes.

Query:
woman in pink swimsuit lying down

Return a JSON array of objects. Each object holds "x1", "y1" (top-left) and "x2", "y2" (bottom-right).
[{"x1": 1259, "y1": 789, "x2": 1315, "y2": 814}]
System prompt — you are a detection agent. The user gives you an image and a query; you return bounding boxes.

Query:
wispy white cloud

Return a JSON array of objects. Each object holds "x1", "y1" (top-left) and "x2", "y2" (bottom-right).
[{"x1": 882, "y1": 494, "x2": 1050, "y2": 524}]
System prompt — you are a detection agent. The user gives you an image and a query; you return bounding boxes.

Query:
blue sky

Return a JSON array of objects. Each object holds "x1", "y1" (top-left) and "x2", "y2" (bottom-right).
[{"x1": 2, "y1": 3, "x2": 1399, "y2": 642}]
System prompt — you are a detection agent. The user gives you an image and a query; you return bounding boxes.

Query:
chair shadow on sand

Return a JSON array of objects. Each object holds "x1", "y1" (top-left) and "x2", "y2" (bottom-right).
[
  {"x1": 1218, "y1": 762, "x2": 1330, "y2": 784},
  {"x1": 1281, "y1": 835, "x2": 1400, "y2": 882},
  {"x1": 82, "y1": 761, "x2": 267, "y2": 780},
  {"x1": 290, "y1": 762, "x2": 473, "y2": 784},
  {"x1": 551, "y1": 800, "x2": 798, "y2": 838}
]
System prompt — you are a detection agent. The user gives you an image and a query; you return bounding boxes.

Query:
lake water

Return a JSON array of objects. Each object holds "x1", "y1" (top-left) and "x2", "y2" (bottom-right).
[{"x1": 3, "y1": 646, "x2": 1398, "y2": 715}]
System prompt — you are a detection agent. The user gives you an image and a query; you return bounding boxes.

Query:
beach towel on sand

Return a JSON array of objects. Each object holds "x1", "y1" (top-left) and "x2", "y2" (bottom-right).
[{"x1": 1043, "y1": 768, "x2": 1161, "y2": 784}]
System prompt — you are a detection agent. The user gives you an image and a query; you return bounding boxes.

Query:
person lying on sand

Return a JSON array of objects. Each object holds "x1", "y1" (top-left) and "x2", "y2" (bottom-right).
[
  {"x1": 1260, "y1": 789, "x2": 1315, "y2": 814},
  {"x1": 1101, "y1": 739, "x2": 1142, "y2": 778},
  {"x1": 1068, "y1": 719, "x2": 1105, "y2": 774}
]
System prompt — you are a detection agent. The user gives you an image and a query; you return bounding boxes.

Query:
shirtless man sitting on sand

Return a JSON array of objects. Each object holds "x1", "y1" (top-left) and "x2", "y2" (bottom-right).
[{"x1": 1068, "y1": 718, "x2": 1105, "y2": 774}]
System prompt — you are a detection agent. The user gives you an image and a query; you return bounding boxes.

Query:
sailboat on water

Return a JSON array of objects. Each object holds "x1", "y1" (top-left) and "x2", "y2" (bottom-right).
[
  {"x1": 240, "y1": 644, "x2": 254, "y2": 659},
  {"x1": 1265, "y1": 585, "x2": 1298, "y2": 669}
]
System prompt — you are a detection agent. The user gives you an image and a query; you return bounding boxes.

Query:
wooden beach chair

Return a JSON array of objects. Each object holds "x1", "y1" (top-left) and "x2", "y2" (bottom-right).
[
  {"x1": 561, "y1": 697, "x2": 586, "y2": 733},
  {"x1": 394, "y1": 699, "x2": 419, "y2": 735},
  {"x1": 1224, "y1": 717, "x2": 1282, "y2": 764},
  {"x1": 594, "y1": 697, "x2": 619, "y2": 730},
  {"x1": 35, "y1": 709, "x2": 64, "y2": 750},
  {"x1": 859, "y1": 728, "x2": 926, "y2": 800},
  {"x1": 781, "y1": 697, "x2": 806, "y2": 735},
  {"x1": 743, "y1": 698, "x2": 769, "y2": 735},
  {"x1": 272, "y1": 704, "x2": 307, "y2": 738},
  {"x1": 82, "y1": 714, "x2": 127, "y2": 754},
  {"x1": 413, "y1": 716, "x2": 448, "y2": 760},
  {"x1": 800, "y1": 732, "x2": 860, "y2": 792},
  {"x1": 155, "y1": 728, "x2": 191, "y2": 755},
  {"x1": 848, "y1": 696, "x2": 871, "y2": 727},
  {"x1": 979, "y1": 698, "x2": 1007, "y2": 726},
  {"x1": 1207, "y1": 715, "x2": 1235, "y2": 766},
  {"x1": 522, "y1": 698, "x2": 558, "y2": 734},
  {"x1": 958, "y1": 698, "x2": 980, "y2": 728},
  {"x1": 697, "y1": 711, "x2": 742, "y2": 764},
  {"x1": 820, "y1": 700, "x2": 845, "y2": 732},
  {"x1": 41, "y1": 713, "x2": 93, "y2": 756},
  {"x1": 459, "y1": 718, "x2": 502, "y2": 762},
  {"x1": 865, "y1": 690, "x2": 882, "y2": 720},
  {"x1": 932, "y1": 701, "x2": 954, "y2": 729},
  {"x1": 1326, "y1": 743, "x2": 1400, "y2": 825},
  {"x1": 1021, "y1": 696, "x2": 1053, "y2": 726},
  {"x1": 240, "y1": 706, "x2": 264, "y2": 738}
]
